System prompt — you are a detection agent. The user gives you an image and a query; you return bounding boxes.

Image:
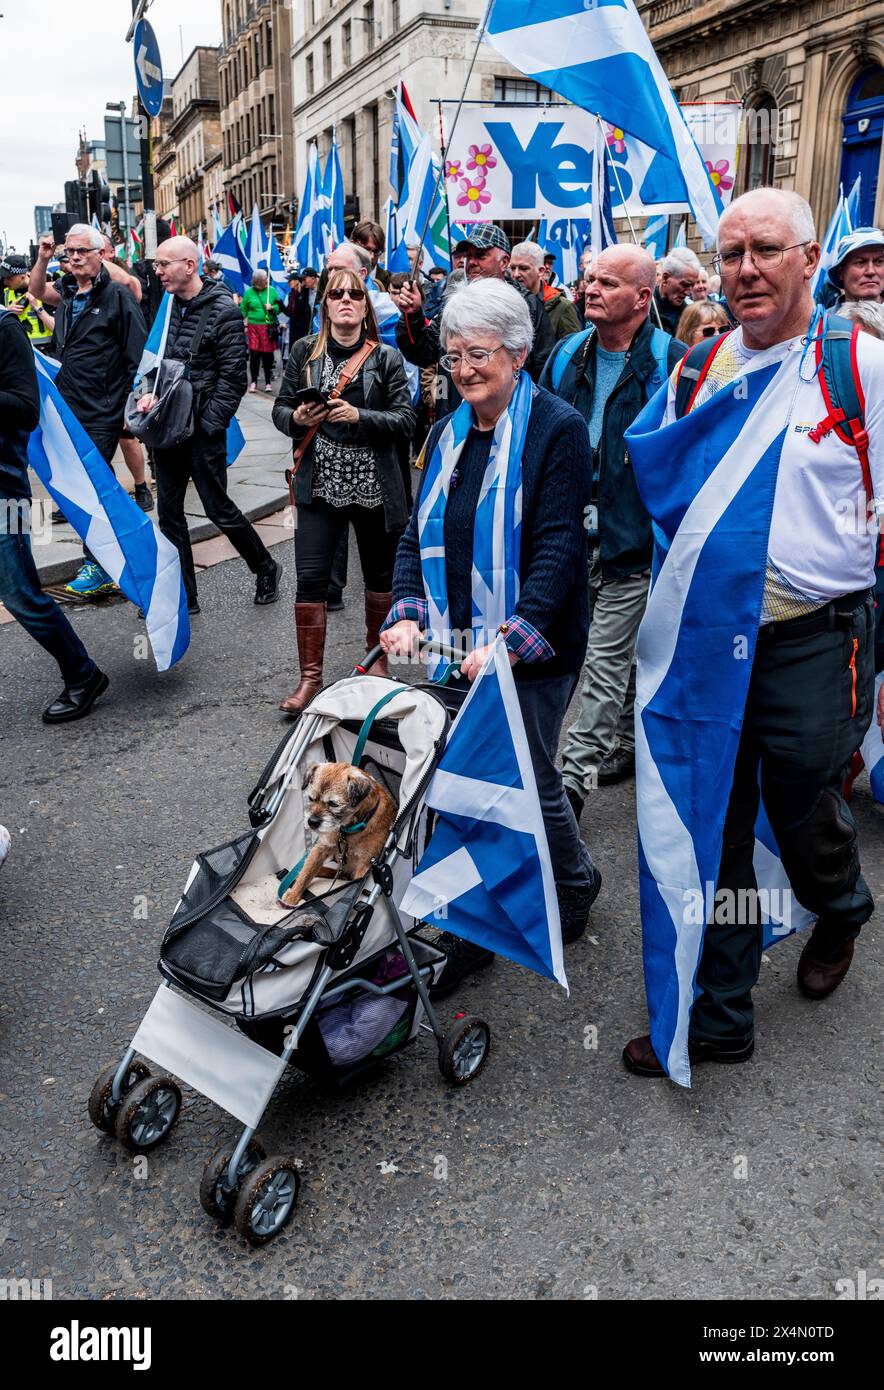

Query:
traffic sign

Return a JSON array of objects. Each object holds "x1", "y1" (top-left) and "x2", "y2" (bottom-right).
[{"x1": 133, "y1": 18, "x2": 164, "y2": 118}]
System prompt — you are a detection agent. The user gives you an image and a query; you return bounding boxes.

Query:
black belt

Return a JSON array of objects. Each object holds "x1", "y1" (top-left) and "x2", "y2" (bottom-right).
[{"x1": 757, "y1": 588, "x2": 871, "y2": 641}]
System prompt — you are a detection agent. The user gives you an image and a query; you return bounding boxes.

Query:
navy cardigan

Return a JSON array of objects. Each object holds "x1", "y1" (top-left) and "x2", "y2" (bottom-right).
[{"x1": 390, "y1": 385, "x2": 592, "y2": 681}]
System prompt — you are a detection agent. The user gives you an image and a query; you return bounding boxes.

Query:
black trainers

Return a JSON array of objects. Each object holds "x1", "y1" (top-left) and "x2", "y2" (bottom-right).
[
  {"x1": 255, "y1": 558, "x2": 282, "y2": 605},
  {"x1": 558, "y1": 865, "x2": 602, "y2": 944},
  {"x1": 565, "y1": 783, "x2": 585, "y2": 821},
  {"x1": 134, "y1": 483, "x2": 155, "y2": 512},
  {"x1": 429, "y1": 933, "x2": 494, "y2": 999}
]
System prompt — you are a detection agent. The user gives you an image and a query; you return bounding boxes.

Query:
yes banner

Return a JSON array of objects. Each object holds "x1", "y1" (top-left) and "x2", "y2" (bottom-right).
[{"x1": 440, "y1": 102, "x2": 740, "y2": 224}]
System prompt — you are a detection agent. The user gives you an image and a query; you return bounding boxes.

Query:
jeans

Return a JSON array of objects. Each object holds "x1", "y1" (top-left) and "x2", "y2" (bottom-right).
[
  {"x1": 154, "y1": 431, "x2": 272, "y2": 603},
  {"x1": 517, "y1": 674, "x2": 597, "y2": 891},
  {"x1": 0, "y1": 522, "x2": 94, "y2": 685},
  {"x1": 692, "y1": 594, "x2": 876, "y2": 1043},
  {"x1": 561, "y1": 554, "x2": 650, "y2": 792},
  {"x1": 294, "y1": 498, "x2": 399, "y2": 603}
]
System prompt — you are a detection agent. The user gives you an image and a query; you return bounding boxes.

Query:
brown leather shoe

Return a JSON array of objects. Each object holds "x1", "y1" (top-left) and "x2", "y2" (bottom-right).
[
  {"x1": 279, "y1": 601, "x2": 326, "y2": 714},
  {"x1": 364, "y1": 589, "x2": 393, "y2": 679},
  {"x1": 797, "y1": 928, "x2": 855, "y2": 1000},
  {"x1": 622, "y1": 1033, "x2": 754, "y2": 1077}
]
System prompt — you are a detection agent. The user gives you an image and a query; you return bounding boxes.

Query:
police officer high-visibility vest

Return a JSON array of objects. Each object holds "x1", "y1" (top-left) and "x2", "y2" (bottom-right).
[{"x1": 1, "y1": 286, "x2": 53, "y2": 346}]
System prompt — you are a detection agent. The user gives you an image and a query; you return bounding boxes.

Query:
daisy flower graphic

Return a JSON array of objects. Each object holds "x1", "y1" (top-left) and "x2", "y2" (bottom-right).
[
  {"x1": 445, "y1": 159, "x2": 462, "y2": 182},
  {"x1": 605, "y1": 124, "x2": 627, "y2": 154},
  {"x1": 467, "y1": 142, "x2": 497, "y2": 173},
  {"x1": 705, "y1": 159, "x2": 734, "y2": 192},
  {"x1": 456, "y1": 177, "x2": 492, "y2": 214}
]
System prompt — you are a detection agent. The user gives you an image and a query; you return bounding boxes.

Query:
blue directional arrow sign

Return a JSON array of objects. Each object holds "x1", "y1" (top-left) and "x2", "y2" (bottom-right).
[{"x1": 134, "y1": 19, "x2": 164, "y2": 119}]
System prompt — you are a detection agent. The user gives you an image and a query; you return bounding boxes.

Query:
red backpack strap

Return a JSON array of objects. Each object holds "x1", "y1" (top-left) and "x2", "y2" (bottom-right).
[
  {"x1": 810, "y1": 314, "x2": 880, "y2": 561},
  {"x1": 673, "y1": 330, "x2": 733, "y2": 418}
]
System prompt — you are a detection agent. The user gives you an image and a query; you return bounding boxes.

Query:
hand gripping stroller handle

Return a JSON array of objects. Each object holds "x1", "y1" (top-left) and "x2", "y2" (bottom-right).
[{"x1": 353, "y1": 639, "x2": 468, "y2": 677}]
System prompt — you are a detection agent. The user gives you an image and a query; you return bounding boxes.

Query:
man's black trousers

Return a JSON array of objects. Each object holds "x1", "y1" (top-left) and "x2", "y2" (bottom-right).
[
  {"x1": 692, "y1": 590, "x2": 876, "y2": 1043},
  {"x1": 153, "y1": 431, "x2": 271, "y2": 603}
]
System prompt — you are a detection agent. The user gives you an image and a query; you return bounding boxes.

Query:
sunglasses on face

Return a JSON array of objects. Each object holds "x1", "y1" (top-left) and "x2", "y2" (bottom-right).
[
  {"x1": 327, "y1": 287, "x2": 365, "y2": 301},
  {"x1": 700, "y1": 324, "x2": 723, "y2": 337}
]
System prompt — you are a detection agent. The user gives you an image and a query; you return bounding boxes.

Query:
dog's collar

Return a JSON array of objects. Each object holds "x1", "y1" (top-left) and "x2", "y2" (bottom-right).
[{"x1": 340, "y1": 797, "x2": 379, "y2": 837}]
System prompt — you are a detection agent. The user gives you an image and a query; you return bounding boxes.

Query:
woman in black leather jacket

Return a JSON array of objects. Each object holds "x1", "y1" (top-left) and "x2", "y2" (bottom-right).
[{"x1": 272, "y1": 267, "x2": 415, "y2": 713}]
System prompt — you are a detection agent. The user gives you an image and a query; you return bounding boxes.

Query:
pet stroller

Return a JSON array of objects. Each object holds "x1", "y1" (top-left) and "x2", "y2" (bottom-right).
[{"x1": 89, "y1": 645, "x2": 490, "y2": 1244}]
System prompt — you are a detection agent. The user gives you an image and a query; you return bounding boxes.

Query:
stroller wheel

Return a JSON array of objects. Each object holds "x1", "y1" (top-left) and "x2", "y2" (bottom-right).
[
  {"x1": 88, "y1": 1061, "x2": 151, "y2": 1134},
  {"x1": 234, "y1": 1157, "x2": 301, "y2": 1244},
  {"x1": 114, "y1": 1074, "x2": 182, "y2": 1152},
  {"x1": 438, "y1": 1015, "x2": 491, "y2": 1085},
  {"x1": 200, "y1": 1140, "x2": 267, "y2": 1224}
]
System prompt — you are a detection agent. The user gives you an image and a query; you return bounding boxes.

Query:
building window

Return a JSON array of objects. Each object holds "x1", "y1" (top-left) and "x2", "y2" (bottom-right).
[
  {"x1": 364, "y1": 2, "x2": 375, "y2": 52},
  {"x1": 323, "y1": 37, "x2": 332, "y2": 84},
  {"x1": 265, "y1": 20, "x2": 272, "y2": 65},
  {"x1": 392, "y1": 0, "x2": 400, "y2": 33},
  {"x1": 494, "y1": 77, "x2": 556, "y2": 103},
  {"x1": 256, "y1": 102, "x2": 263, "y2": 142},
  {"x1": 268, "y1": 93, "x2": 275, "y2": 133},
  {"x1": 343, "y1": 20, "x2": 351, "y2": 66},
  {"x1": 743, "y1": 95, "x2": 777, "y2": 192},
  {"x1": 306, "y1": 53, "x2": 314, "y2": 96},
  {"x1": 254, "y1": 33, "x2": 261, "y2": 75}
]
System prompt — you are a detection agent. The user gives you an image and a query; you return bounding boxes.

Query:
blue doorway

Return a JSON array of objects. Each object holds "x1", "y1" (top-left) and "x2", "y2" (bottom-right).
[{"x1": 841, "y1": 68, "x2": 884, "y2": 224}]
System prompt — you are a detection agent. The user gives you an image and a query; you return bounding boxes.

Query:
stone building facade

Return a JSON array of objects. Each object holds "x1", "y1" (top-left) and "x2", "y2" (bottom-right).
[
  {"x1": 152, "y1": 96, "x2": 179, "y2": 228},
  {"x1": 291, "y1": 0, "x2": 542, "y2": 228},
  {"x1": 218, "y1": 0, "x2": 294, "y2": 229},
  {"x1": 170, "y1": 47, "x2": 223, "y2": 237},
  {"x1": 639, "y1": 0, "x2": 884, "y2": 233}
]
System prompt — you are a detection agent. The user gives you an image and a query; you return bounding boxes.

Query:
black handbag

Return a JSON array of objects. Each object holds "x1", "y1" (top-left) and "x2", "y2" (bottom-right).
[{"x1": 124, "y1": 305, "x2": 212, "y2": 450}]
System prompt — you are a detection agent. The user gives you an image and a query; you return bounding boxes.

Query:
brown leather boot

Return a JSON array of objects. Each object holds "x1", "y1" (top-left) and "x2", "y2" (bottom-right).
[
  {"x1": 364, "y1": 590, "x2": 393, "y2": 678},
  {"x1": 279, "y1": 602, "x2": 327, "y2": 714}
]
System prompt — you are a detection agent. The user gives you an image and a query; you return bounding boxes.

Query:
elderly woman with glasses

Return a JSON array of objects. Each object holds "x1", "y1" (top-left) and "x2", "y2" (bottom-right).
[
  {"x1": 272, "y1": 267, "x2": 416, "y2": 712},
  {"x1": 380, "y1": 278, "x2": 601, "y2": 991}
]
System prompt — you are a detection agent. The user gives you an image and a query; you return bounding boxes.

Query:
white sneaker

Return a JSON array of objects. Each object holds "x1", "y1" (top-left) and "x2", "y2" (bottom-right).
[
  {"x1": 249, "y1": 382, "x2": 257, "y2": 393},
  {"x1": 0, "y1": 824, "x2": 10, "y2": 870}
]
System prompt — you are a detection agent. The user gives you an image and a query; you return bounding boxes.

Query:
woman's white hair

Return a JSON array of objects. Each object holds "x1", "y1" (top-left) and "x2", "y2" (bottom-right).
[
  {"x1": 839, "y1": 298, "x2": 884, "y2": 340},
  {"x1": 251, "y1": 269, "x2": 268, "y2": 286},
  {"x1": 66, "y1": 223, "x2": 104, "y2": 250},
  {"x1": 440, "y1": 278, "x2": 534, "y2": 357}
]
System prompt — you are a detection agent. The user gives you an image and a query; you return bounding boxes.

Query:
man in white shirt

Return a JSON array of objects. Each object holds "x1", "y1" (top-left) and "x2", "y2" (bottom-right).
[{"x1": 624, "y1": 187, "x2": 884, "y2": 1078}]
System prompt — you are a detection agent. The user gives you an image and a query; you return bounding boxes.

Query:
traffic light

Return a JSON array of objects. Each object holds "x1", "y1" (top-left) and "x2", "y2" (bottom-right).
[
  {"x1": 87, "y1": 170, "x2": 111, "y2": 226},
  {"x1": 65, "y1": 180, "x2": 87, "y2": 221}
]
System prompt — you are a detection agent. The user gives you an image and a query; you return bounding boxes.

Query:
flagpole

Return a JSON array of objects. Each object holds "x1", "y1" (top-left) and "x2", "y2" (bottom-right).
[
  {"x1": 598, "y1": 114, "x2": 665, "y2": 331},
  {"x1": 436, "y1": 101, "x2": 453, "y2": 266},
  {"x1": 408, "y1": 0, "x2": 493, "y2": 284}
]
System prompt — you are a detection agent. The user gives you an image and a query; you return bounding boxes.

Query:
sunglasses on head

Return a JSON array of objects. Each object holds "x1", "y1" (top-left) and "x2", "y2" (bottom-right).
[{"x1": 327, "y1": 286, "x2": 365, "y2": 301}]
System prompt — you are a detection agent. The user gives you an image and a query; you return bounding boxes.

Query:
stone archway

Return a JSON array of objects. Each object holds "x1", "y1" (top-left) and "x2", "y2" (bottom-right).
[{"x1": 807, "y1": 37, "x2": 884, "y2": 229}]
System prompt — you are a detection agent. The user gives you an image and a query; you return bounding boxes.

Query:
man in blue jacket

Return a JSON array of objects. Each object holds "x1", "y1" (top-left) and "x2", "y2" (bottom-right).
[
  {"x1": 540, "y1": 244, "x2": 685, "y2": 816},
  {"x1": 0, "y1": 309, "x2": 108, "y2": 722}
]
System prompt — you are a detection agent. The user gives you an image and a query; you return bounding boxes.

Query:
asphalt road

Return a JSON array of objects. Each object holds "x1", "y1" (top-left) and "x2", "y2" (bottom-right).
[{"x1": 1, "y1": 541, "x2": 881, "y2": 1300}]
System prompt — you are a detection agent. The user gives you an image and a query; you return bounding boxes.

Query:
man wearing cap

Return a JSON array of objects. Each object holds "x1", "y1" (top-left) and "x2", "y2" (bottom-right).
[
  {"x1": 828, "y1": 227, "x2": 884, "y2": 306},
  {"x1": 396, "y1": 223, "x2": 556, "y2": 419},
  {"x1": 1, "y1": 255, "x2": 54, "y2": 352}
]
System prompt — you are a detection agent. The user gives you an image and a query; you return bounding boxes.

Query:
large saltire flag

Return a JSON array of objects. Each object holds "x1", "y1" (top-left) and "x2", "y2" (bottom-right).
[
  {"x1": 856, "y1": 673, "x2": 884, "y2": 808},
  {"x1": 483, "y1": 0, "x2": 723, "y2": 245},
  {"x1": 25, "y1": 347, "x2": 189, "y2": 671},
  {"x1": 590, "y1": 119, "x2": 618, "y2": 260},
  {"x1": 624, "y1": 346, "x2": 816, "y2": 1087},
  {"x1": 811, "y1": 190, "x2": 852, "y2": 300},
  {"x1": 401, "y1": 640, "x2": 567, "y2": 990},
  {"x1": 643, "y1": 213, "x2": 668, "y2": 261}
]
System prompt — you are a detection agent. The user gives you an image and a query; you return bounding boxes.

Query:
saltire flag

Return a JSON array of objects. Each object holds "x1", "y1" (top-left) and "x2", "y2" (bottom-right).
[
  {"x1": 624, "y1": 342, "x2": 815, "y2": 1086},
  {"x1": 484, "y1": 0, "x2": 723, "y2": 245},
  {"x1": 265, "y1": 226, "x2": 291, "y2": 298},
  {"x1": 845, "y1": 174, "x2": 862, "y2": 230},
  {"x1": 212, "y1": 205, "x2": 225, "y2": 243},
  {"x1": 91, "y1": 213, "x2": 103, "y2": 237},
  {"x1": 590, "y1": 120, "x2": 618, "y2": 259},
  {"x1": 400, "y1": 136, "x2": 451, "y2": 272},
  {"x1": 135, "y1": 294, "x2": 246, "y2": 467},
  {"x1": 643, "y1": 213, "x2": 668, "y2": 261},
  {"x1": 673, "y1": 220, "x2": 687, "y2": 248},
  {"x1": 197, "y1": 222, "x2": 206, "y2": 272},
  {"x1": 382, "y1": 195, "x2": 410, "y2": 274},
  {"x1": 213, "y1": 220, "x2": 253, "y2": 296},
  {"x1": 400, "y1": 639, "x2": 567, "y2": 990},
  {"x1": 25, "y1": 346, "x2": 189, "y2": 671},
  {"x1": 247, "y1": 203, "x2": 269, "y2": 275},
  {"x1": 812, "y1": 189, "x2": 852, "y2": 300},
  {"x1": 293, "y1": 142, "x2": 324, "y2": 270},
  {"x1": 390, "y1": 81, "x2": 422, "y2": 212},
  {"x1": 321, "y1": 129, "x2": 346, "y2": 256}
]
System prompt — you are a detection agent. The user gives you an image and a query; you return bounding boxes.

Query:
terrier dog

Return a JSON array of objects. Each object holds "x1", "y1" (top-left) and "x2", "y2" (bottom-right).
[{"x1": 280, "y1": 762, "x2": 397, "y2": 907}]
